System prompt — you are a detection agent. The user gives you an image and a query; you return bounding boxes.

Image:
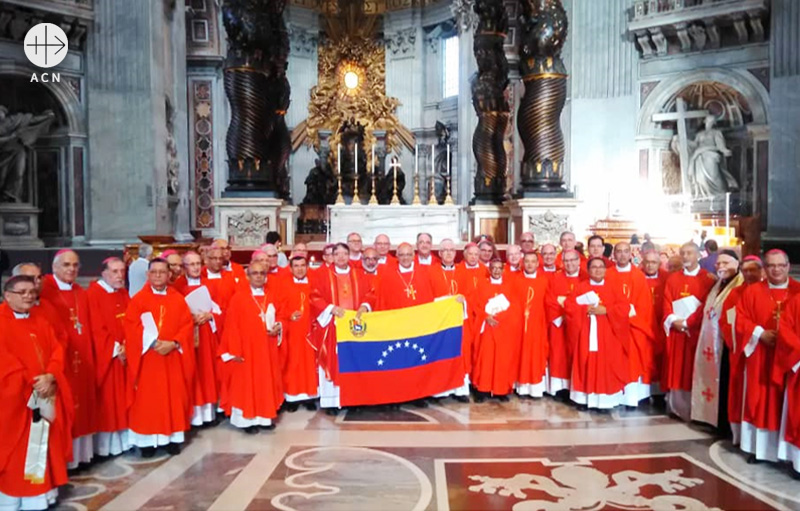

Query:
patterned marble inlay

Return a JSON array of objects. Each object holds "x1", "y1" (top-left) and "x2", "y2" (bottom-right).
[{"x1": 192, "y1": 80, "x2": 215, "y2": 229}]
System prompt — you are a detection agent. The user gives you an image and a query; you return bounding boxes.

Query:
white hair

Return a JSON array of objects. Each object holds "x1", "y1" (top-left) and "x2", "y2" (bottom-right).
[
  {"x1": 138, "y1": 243, "x2": 154, "y2": 258},
  {"x1": 11, "y1": 262, "x2": 40, "y2": 276}
]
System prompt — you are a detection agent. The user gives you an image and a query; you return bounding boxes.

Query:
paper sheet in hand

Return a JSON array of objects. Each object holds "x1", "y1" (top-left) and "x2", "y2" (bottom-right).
[
  {"x1": 575, "y1": 291, "x2": 600, "y2": 307},
  {"x1": 185, "y1": 286, "x2": 221, "y2": 315},
  {"x1": 672, "y1": 295, "x2": 702, "y2": 319},
  {"x1": 485, "y1": 294, "x2": 510, "y2": 316},
  {"x1": 576, "y1": 291, "x2": 601, "y2": 352},
  {"x1": 266, "y1": 303, "x2": 276, "y2": 330},
  {"x1": 141, "y1": 312, "x2": 159, "y2": 354}
]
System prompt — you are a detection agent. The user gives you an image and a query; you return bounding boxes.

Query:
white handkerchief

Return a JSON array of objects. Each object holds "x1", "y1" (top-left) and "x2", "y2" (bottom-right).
[
  {"x1": 141, "y1": 312, "x2": 159, "y2": 354},
  {"x1": 266, "y1": 303, "x2": 276, "y2": 330},
  {"x1": 672, "y1": 295, "x2": 702, "y2": 319},
  {"x1": 485, "y1": 294, "x2": 510, "y2": 316}
]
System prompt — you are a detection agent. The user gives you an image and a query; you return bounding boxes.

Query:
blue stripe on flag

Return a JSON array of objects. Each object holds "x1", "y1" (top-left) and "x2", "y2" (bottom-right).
[{"x1": 337, "y1": 325, "x2": 462, "y2": 373}]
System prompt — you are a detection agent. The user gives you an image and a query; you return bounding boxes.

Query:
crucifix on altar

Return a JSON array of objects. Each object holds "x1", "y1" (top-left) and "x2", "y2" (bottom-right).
[{"x1": 652, "y1": 97, "x2": 708, "y2": 197}]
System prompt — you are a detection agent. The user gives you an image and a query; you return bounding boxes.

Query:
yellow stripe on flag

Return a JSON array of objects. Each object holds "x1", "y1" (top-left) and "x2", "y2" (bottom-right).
[{"x1": 335, "y1": 296, "x2": 463, "y2": 343}]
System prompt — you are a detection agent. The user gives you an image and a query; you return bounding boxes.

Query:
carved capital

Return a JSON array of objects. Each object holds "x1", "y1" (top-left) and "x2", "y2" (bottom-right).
[
  {"x1": 288, "y1": 24, "x2": 319, "y2": 57},
  {"x1": 451, "y1": 0, "x2": 478, "y2": 34},
  {"x1": 385, "y1": 27, "x2": 417, "y2": 57}
]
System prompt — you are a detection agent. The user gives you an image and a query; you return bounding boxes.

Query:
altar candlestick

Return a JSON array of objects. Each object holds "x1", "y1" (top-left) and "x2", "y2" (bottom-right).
[
  {"x1": 369, "y1": 144, "x2": 378, "y2": 205},
  {"x1": 335, "y1": 143, "x2": 344, "y2": 205},
  {"x1": 444, "y1": 143, "x2": 454, "y2": 205}
]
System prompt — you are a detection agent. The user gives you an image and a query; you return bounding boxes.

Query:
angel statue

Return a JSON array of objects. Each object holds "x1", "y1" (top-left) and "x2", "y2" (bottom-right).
[
  {"x1": 672, "y1": 115, "x2": 738, "y2": 199},
  {"x1": 0, "y1": 106, "x2": 56, "y2": 202}
]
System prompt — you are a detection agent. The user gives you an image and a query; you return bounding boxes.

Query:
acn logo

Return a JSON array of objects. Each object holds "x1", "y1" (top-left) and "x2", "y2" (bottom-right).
[{"x1": 24, "y1": 23, "x2": 69, "y2": 69}]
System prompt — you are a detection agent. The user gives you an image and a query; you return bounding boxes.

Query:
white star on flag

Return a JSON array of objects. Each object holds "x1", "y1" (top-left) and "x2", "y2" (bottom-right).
[
  {"x1": 419, "y1": 348, "x2": 425, "y2": 353},
  {"x1": 396, "y1": 342, "x2": 401, "y2": 348},
  {"x1": 378, "y1": 359, "x2": 384, "y2": 366},
  {"x1": 382, "y1": 351, "x2": 387, "y2": 357},
  {"x1": 404, "y1": 341, "x2": 410, "y2": 347},
  {"x1": 388, "y1": 346, "x2": 394, "y2": 352},
  {"x1": 421, "y1": 355, "x2": 427, "y2": 361},
  {"x1": 413, "y1": 344, "x2": 418, "y2": 349}
]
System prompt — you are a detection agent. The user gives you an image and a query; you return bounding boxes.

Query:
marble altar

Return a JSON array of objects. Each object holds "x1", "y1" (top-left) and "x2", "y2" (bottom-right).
[{"x1": 328, "y1": 204, "x2": 462, "y2": 244}]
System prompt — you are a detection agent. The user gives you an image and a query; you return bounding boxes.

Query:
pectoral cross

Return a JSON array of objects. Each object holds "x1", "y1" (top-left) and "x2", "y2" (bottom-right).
[
  {"x1": 300, "y1": 292, "x2": 306, "y2": 315},
  {"x1": 680, "y1": 284, "x2": 691, "y2": 298},
  {"x1": 774, "y1": 301, "x2": 783, "y2": 326},
  {"x1": 622, "y1": 284, "x2": 630, "y2": 299},
  {"x1": 70, "y1": 308, "x2": 82, "y2": 334},
  {"x1": 405, "y1": 285, "x2": 417, "y2": 300}
]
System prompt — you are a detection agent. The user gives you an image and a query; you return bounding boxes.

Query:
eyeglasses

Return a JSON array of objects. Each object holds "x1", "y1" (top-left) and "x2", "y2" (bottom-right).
[
  {"x1": 6, "y1": 290, "x2": 36, "y2": 297},
  {"x1": 766, "y1": 263, "x2": 789, "y2": 269}
]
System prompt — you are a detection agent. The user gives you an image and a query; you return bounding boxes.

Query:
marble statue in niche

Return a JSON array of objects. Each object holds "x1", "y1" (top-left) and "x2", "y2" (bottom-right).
[
  {"x1": 672, "y1": 115, "x2": 738, "y2": 198},
  {"x1": 0, "y1": 105, "x2": 55, "y2": 203}
]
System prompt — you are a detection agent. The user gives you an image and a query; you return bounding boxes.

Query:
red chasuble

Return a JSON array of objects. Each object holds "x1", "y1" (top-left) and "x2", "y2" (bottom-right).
[
  {"x1": 39, "y1": 275, "x2": 96, "y2": 442},
  {"x1": 472, "y1": 279, "x2": 523, "y2": 395},
  {"x1": 124, "y1": 287, "x2": 195, "y2": 438},
  {"x1": 309, "y1": 266, "x2": 370, "y2": 384},
  {"x1": 176, "y1": 278, "x2": 224, "y2": 423},
  {"x1": 776, "y1": 296, "x2": 800, "y2": 466},
  {"x1": 719, "y1": 283, "x2": 748, "y2": 439},
  {"x1": 662, "y1": 269, "x2": 715, "y2": 393},
  {"x1": 606, "y1": 265, "x2": 656, "y2": 386},
  {"x1": 278, "y1": 278, "x2": 319, "y2": 399},
  {"x1": 736, "y1": 280, "x2": 800, "y2": 436},
  {"x1": 564, "y1": 280, "x2": 631, "y2": 405},
  {"x1": 516, "y1": 273, "x2": 549, "y2": 395},
  {"x1": 544, "y1": 272, "x2": 585, "y2": 391},
  {"x1": 221, "y1": 288, "x2": 284, "y2": 422},
  {"x1": 225, "y1": 262, "x2": 247, "y2": 284},
  {"x1": 359, "y1": 269, "x2": 379, "y2": 290},
  {"x1": 367, "y1": 265, "x2": 448, "y2": 311},
  {"x1": 644, "y1": 272, "x2": 668, "y2": 386},
  {"x1": 86, "y1": 281, "x2": 129, "y2": 435},
  {"x1": 430, "y1": 264, "x2": 475, "y2": 377},
  {"x1": 0, "y1": 304, "x2": 74, "y2": 498},
  {"x1": 415, "y1": 254, "x2": 441, "y2": 267}
]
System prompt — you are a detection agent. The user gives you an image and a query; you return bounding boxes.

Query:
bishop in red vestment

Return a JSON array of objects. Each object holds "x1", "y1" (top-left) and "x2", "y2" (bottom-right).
[
  {"x1": 606, "y1": 242, "x2": 655, "y2": 406},
  {"x1": 87, "y1": 258, "x2": 131, "y2": 457},
  {"x1": 720, "y1": 256, "x2": 763, "y2": 445},
  {"x1": 641, "y1": 250, "x2": 668, "y2": 394},
  {"x1": 213, "y1": 239, "x2": 247, "y2": 284},
  {"x1": 539, "y1": 244, "x2": 559, "y2": 280},
  {"x1": 364, "y1": 243, "x2": 449, "y2": 311},
  {"x1": 662, "y1": 243, "x2": 716, "y2": 420},
  {"x1": 359, "y1": 248, "x2": 380, "y2": 289},
  {"x1": 544, "y1": 249, "x2": 585, "y2": 396},
  {"x1": 736, "y1": 250, "x2": 800, "y2": 462},
  {"x1": 177, "y1": 252, "x2": 223, "y2": 427},
  {"x1": 374, "y1": 234, "x2": 398, "y2": 270},
  {"x1": 309, "y1": 243, "x2": 372, "y2": 409},
  {"x1": 515, "y1": 252, "x2": 549, "y2": 398},
  {"x1": 39, "y1": 250, "x2": 96, "y2": 467},
  {"x1": 0, "y1": 276, "x2": 74, "y2": 510},
  {"x1": 472, "y1": 260, "x2": 523, "y2": 400},
  {"x1": 221, "y1": 262, "x2": 284, "y2": 433},
  {"x1": 776, "y1": 292, "x2": 800, "y2": 476},
  {"x1": 124, "y1": 259, "x2": 195, "y2": 457},
  {"x1": 565, "y1": 258, "x2": 631, "y2": 409},
  {"x1": 555, "y1": 232, "x2": 587, "y2": 270},
  {"x1": 279, "y1": 257, "x2": 319, "y2": 411},
  {"x1": 415, "y1": 232, "x2": 441, "y2": 266}
]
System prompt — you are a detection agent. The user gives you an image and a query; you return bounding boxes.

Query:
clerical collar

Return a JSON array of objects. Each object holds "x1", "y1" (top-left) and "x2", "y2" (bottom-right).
[
  {"x1": 418, "y1": 255, "x2": 432, "y2": 265},
  {"x1": 151, "y1": 286, "x2": 168, "y2": 295},
  {"x1": 293, "y1": 277, "x2": 308, "y2": 284},
  {"x1": 509, "y1": 265, "x2": 520, "y2": 272},
  {"x1": 543, "y1": 266, "x2": 556, "y2": 272},
  {"x1": 378, "y1": 256, "x2": 388, "y2": 264},
  {"x1": 590, "y1": 279, "x2": 605, "y2": 286},
  {"x1": 399, "y1": 263, "x2": 414, "y2": 273},
  {"x1": 442, "y1": 264, "x2": 455, "y2": 271},
  {"x1": 524, "y1": 271, "x2": 537, "y2": 279},
  {"x1": 54, "y1": 275, "x2": 73, "y2": 290},
  {"x1": 97, "y1": 279, "x2": 116, "y2": 293},
  {"x1": 566, "y1": 271, "x2": 580, "y2": 278},
  {"x1": 334, "y1": 265, "x2": 350, "y2": 275},
  {"x1": 206, "y1": 270, "x2": 222, "y2": 280},
  {"x1": 364, "y1": 268, "x2": 377, "y2": 275},
  {"x1": 465, "y1": 263, "x2": 480, "y2": 269},
  {"x1": 251, "y1": 286, "x2": 265, "y2": 296},
  {"x1": 616, "y1": 263, "x2": 632, "y2": 273},
  {"x1": 645, "y1": 273, "x2": 660, "y2": 280},
  {"x1": 12, "y1": 311, "x2": 30, "y2": 319},
  {"x1": 187, "y1": 276, "x2": 201, "y2": 286},
  {"x1": 769, "y1": 280, "x2": 789, "y2": 290},
  {"x1": 490, "y1": 277, "x2": 502, "y2": 284},
  {"x1": 683, "y1": 266, "x2": 700, "y2": 277},
  {"x1": 350, "y1": 253, "x2": 362, "y2": 261},
  {"x1": 224, "y1": 262, "x2": 232, "y2": 271},
  {"x1": 268, "y1": 267, "x2": 279, "y2": 274}
]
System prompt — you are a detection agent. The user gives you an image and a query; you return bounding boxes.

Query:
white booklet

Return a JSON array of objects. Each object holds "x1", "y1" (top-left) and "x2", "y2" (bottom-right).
[
  {"x1": 485, "y1": 294, "x2": 510, "y2": 316},
  {"x1": 672, "y1": 295, "x2": 702, "y2": 319},
  {"x1": 141, "y1": 312, "x2": 159, "y2": 354}
]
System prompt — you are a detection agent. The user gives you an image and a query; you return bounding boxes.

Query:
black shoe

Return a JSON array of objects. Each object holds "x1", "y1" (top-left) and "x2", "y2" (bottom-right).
[
  {"x1": 165, "y1": 443, "x2": 181, "y2": 456},
  {"x1": 285, "y1": 402, "x2": 299, "y2": 413},
  {"x1": 576, "y1": 404, "x2": 588, "y2": 411},
  {"x1": 244, "y1": 426, "x2": 259, "y2": 435},
  {"x1": 555, "y1": 389, "x2": 570, "y2": 403},
  {"x1": 324, "y1": 408, "x2": 339, "y2": 416},
  {"x1": 496, "y1": 395, "x2": 510, "y2": 402},
  {"x1": 411, "y1": 399, "x2": 429, "y2": 408},
  {"x1": 454, "y1": 395, "x2": 470, "y2": 403},
  {"x1": 140, "y1": 447, "x2": 156, "y2": 458},
  {"x1": 746, "y1": 454, "x2": 759, "y2": 465},
  {"x1": 474, "y1": 392, "x2": 487, "y2": 403},
  {"x1": 303, "y1": 401, "x2": 318, "y2": 411},
  {"x1": 790, "y1": 468, "x2": 800, "y2": 480},
  {"x1": 259, "y1": 424, "x2": 276, "y2": 431}
]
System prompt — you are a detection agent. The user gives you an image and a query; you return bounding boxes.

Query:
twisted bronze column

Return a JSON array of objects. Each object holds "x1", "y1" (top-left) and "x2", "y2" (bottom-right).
[
  {"x1": 222, "y1": 0, "x2": 290, "y2": 195},
  {"x1": 518, "y1": 0, "x2": 568, "y2": 193},
  {"x1": 471, "y1": 0, "x2": 510, "y2": 204}
]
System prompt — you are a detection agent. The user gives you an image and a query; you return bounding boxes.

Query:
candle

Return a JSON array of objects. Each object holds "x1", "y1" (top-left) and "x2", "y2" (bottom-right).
[
  {"x1": 431, "y1": 143, "x2": 435, "y2": 177},
  {"x1": 337, "y1": 143, "x2": 341, "y2": 174},
  {"x1": 371, "y1": 144, "x2": 375, "y2": 174},
  {"x1": 354, "y1": 143, "x2": 358, "y2": 175},
  {"x1": 414, "y1": 143, "x2": 418, "y2": 177},
  {"x1": 446, "y1": 144, "x2": 451, "y2": 178}
]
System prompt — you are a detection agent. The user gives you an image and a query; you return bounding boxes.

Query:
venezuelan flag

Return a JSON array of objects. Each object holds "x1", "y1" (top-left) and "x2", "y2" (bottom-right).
[{"x1": 335, "y1": 296, "x2": 465, "y2": 406}]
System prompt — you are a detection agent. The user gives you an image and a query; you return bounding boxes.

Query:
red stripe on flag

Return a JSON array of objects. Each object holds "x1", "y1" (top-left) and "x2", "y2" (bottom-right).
[{"x1": 338, "y1": 356, "x2": 465, "y2": 406}]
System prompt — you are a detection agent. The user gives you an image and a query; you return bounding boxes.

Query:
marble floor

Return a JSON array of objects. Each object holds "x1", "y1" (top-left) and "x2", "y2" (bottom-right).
[{"x1": 56, "y1": 397, "x2": 800, "y2": 511}]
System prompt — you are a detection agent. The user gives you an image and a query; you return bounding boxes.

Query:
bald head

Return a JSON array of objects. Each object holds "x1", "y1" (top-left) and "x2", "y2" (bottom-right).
[
  {"x1": 12, "y1": 263, "x2": 42, "y2": 293},
  {"x1": 396, "y1": 242, "x2": 414, "y2": 269},
  {"x1": 362, "y1": 247, "x2": 379, "y2": 272},
  {"x1": 205, "y1": 246, "x2": 224, "y2": 272},
  {"x1": 247, "y1": 261, "x2": 268, "y2": 288},
  {"x1": 183, "y1": 251, "x2": 203, "y2": 278},
  {"x1": 439, "y1": 238, "x2": 457, "y2": 266},
  {"x1": 680, "y1": 242, "x2": 700, "y2": 270},
  {"x1": 613, "y1": 242, "x2": 632, "y2": 267},
  {"x1": 506, "y1": 244, "x2": 522, "y2": 267},
  {"x1": 374, "y1": 234, "x2": 391, "y2": 257}
]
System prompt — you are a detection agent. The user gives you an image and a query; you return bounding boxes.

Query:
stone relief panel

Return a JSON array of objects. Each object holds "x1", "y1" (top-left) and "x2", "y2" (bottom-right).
[{"x1": 227, "y1": 210, "x2": 270, "y2": 247}]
